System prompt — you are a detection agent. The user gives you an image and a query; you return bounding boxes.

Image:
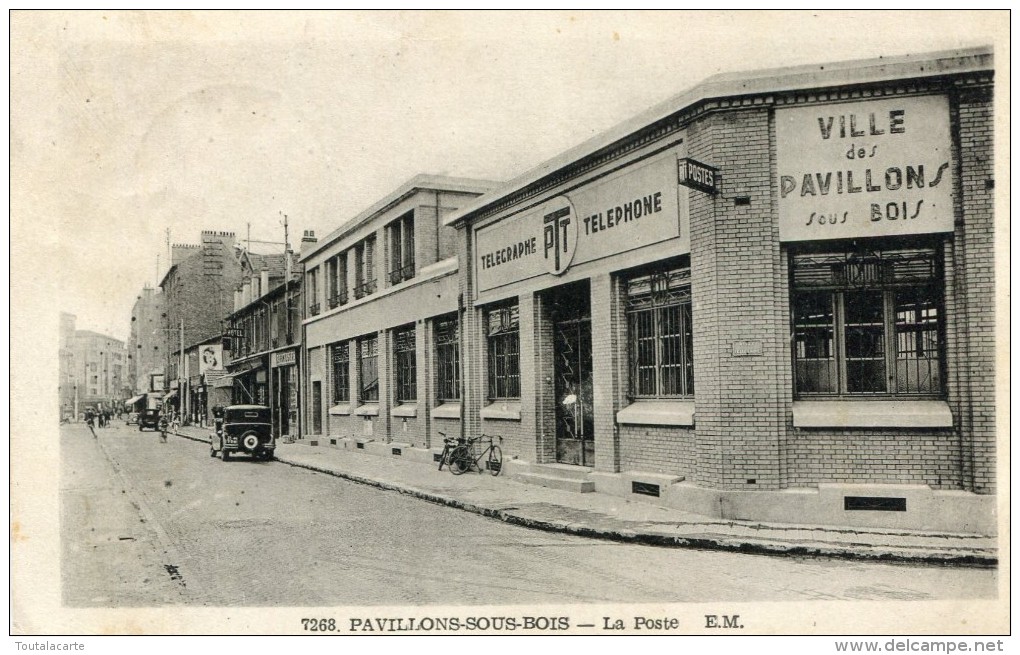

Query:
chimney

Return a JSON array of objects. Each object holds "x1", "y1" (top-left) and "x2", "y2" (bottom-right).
[
  {"x1": 300, "y1": 230, "x2": 317, "y2": 256},
  {"x1": 234, "y1": 288, "x2": 242, "y2": 312},
  {"x1": 242, "y1": 280, "x2": 252, "y2": 306},
  {"x1": 261, "y1": 270, "x2": 270, "y2": 297}
]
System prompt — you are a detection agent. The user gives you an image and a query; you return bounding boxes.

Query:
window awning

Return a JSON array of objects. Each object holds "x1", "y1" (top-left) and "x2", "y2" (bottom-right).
[
  {"x1": 227, "y1": 359, "x2": 264, "y2": 375},
  {"x1": 212, "y1": 373, "x2": 236, "y2": 388},
  {"x1": 211, "y1": 370, "x2": 252, "y2": 388}
]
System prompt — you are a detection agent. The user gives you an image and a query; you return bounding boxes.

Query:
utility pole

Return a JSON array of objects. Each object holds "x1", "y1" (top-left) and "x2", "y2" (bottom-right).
[
  {"x1": 179, "y1": 318, "x2": 185, "y2": 420},
  {"x1": 282, "y1": 211, "x2": 290, "y2": 437}
]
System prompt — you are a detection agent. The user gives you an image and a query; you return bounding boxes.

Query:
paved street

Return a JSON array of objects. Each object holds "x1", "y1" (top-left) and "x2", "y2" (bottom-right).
[{"x1": 61, "y1": 422, "x2": 996, "y2": 607}]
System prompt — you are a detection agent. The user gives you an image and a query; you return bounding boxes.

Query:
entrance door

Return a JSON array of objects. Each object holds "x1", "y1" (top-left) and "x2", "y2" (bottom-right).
[{"x1": 552, "y1": 285, "x2": 594, "y2": 466}]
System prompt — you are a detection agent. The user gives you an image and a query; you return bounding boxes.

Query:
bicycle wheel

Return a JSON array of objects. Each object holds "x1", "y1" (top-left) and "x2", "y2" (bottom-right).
[
  {"x1": 487, "y1": 445, "x2": 502, "y2": 476},
  {"x1": 448, "y1": 446, "x2": 470, "y2": 475}
]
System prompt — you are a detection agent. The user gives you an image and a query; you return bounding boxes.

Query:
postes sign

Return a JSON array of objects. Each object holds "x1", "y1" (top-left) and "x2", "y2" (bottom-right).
[
  {"x1": 677, "y1": 158, "x2": 718, "y2": 194},
  {"x1": 776, "y1": 95, "x2": 953, "y2": 241},
  {"x1": 475, "y1": 154, "x2": 687, "y2": 293}
]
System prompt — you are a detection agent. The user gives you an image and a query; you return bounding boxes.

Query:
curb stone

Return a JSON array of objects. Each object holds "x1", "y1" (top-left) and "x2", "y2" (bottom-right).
[{"x1": 172, "y1": 429, "x2": 996, "y2": 567}]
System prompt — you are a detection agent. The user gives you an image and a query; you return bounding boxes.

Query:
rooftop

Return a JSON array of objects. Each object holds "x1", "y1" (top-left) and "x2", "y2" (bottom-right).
[{"x1": 301, "y1": 173, "x2": 498, "y2": 261}]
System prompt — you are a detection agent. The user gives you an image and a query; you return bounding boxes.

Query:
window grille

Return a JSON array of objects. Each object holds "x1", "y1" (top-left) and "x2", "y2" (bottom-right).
[
  {"x1": 332, "y1": 342, "x2": 349, "y2": 403},
  {"x1": 388, "y1": 213, "x2": 415, "y2": 285},
  {"x1": 625, "y1": 266, "x2": 693, "y2": 398},
  {"x1": 354, "y1": 236, "x2": 376, "y2": 298},
  {"x1": 359, "y1": 335, "x2": 379, "y2": 402},
  {"x1": 791, "y1": 245, "x2": 943, "y2": 397},
  {"x1": 434, "y1": 315, "x2": 460, "y2": 401},
  {"x1": 394, "y1": 326, "x2": 416, "y2": 402},
  {"x1": 486, "y1": 304, "x2": 520, "y2": 399}
]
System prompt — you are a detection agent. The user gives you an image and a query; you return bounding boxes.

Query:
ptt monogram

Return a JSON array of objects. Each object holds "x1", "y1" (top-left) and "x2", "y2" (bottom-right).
[{"x1": 543, "y1": 206, "x2": 572, "y2": 273}]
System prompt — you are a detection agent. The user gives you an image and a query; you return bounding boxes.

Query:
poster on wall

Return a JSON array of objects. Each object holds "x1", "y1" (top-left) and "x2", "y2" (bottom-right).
[
  {"x1": 199, "y1": 343, "x2": 223, "y2": 373},
  {"x1": 776, "y1": 95, "x2": 954, "y2": 241}
]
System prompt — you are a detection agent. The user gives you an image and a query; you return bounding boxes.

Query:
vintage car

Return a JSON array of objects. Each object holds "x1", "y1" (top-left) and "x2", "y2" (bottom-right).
[
  {"x1": 210, "y1": 404, "x2": 275, "y2": 461},
  {"x1": 138, "y1": 408, "x2": 161, "y2": 431}
]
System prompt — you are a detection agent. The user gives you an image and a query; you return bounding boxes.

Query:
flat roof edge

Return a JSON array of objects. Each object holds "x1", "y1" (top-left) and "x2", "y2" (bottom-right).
[
  {"x1": 301, "y1": 174, "x2": 499, "y2": 261},
  {"x1": 444, "y1": 46, "x2": 993, "y2": 228}
]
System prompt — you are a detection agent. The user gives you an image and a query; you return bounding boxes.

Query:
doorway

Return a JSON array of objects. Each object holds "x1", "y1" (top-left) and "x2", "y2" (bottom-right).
[{"x1": 549, "y1": 281, "x2": 594, "y2": 467}]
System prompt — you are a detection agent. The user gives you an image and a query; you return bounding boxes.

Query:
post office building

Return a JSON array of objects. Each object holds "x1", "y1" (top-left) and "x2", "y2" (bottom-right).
[{"x1": 445, "y1": 48, "x2": 996, "y2": 533}]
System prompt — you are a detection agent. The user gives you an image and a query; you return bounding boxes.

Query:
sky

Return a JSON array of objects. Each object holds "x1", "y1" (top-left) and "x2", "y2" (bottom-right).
[{"x1": 10, "y1": 10, "x2": 1007, "y2": 343}]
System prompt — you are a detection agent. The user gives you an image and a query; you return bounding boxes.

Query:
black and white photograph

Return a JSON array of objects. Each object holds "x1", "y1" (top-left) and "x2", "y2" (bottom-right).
[{"x1": 10, "y1": 9, "x2": 1010, "y2": 646}]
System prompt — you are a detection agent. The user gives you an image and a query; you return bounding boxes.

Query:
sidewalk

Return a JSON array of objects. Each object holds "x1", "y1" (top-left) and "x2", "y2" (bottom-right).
[{"x1": 174, "y1": 426, "x2": 996, "y2": 566}]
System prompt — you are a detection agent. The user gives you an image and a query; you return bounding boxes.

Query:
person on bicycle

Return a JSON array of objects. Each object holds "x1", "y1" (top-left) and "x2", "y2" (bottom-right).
[{"x1": 158, "y1": 411, "x2": 169, "y2": 442}]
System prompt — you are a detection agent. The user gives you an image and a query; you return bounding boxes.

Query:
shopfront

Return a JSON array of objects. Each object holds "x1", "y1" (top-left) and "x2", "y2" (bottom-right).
[{"x1": 271, "y1": 348, "x2": 299, "y2": 438}]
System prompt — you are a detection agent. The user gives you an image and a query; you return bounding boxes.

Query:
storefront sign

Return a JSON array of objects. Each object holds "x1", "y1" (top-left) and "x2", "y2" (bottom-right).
[
  {"x1": 677, "y1": 158, "x2": 718, "y2": 194},
  {"x1": 776, "y1": 95, "x2": 953, "y2": 242},
  {"x1": 476, "y1": 154, "x2": 685, "y2": 292},
  {"x1": 272, "y1": 350, "x2": 297, "y2": 367}
]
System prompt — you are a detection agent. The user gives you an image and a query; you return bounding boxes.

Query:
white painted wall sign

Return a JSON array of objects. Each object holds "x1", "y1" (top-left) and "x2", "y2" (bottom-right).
[
  {"x1": 776, "y1": 95, "x2": 954, "y2": 242},
  {"x1": 475, "y1": 153, "x2": 687, "y2": 293}
]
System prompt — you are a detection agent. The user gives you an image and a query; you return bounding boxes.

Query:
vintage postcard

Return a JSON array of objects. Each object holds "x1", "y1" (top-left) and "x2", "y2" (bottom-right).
[{"x1": 9, "y1": 9, "x2": 1010, "y2": 645}]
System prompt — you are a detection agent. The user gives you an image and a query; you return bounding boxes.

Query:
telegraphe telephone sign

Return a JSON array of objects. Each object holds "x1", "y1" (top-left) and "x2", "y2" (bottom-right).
[{"x1": 475, "y1": 152, "x2": 687, "y2": 293}]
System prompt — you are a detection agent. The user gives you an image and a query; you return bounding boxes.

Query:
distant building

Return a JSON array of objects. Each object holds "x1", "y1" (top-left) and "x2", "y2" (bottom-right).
[
  {"x1": 65, "y1": 325, "x2": 127, "y2": 413},
  {"x1": 126, "y1": 286, "x2": 166, "y2": 394},
  {"x1": 158, "y1": 230, "x2": 245, "y2": 418},
  {"x1": 58, "y1": 312, "x2": 77, "y2": 419},
  {"x1": 223, "y1": 246, "x2": 303, "y2": 437}
]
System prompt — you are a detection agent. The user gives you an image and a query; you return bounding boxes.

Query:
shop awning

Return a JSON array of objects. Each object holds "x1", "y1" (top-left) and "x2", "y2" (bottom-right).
[
  {"x1": 212, "y1": 371, "x2": 243, "y2": 388},
  {"x1": 125, "y1": 394, "x2": 145, "y2": 406},
  {"x1": 227, "y1": 359, "x2": 264, "y2": 375},
  {"x1": 164, "y1": 389, "x2": 178, "y2": 401}
]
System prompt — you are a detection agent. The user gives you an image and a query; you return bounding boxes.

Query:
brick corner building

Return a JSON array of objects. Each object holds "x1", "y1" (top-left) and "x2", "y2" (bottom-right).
[{"x1": 444, "y1": 47, "x2": 995, "y2": 534}]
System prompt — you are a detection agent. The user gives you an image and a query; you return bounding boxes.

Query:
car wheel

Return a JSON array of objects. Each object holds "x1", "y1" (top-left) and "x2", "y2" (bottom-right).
[{"x1": 241, "y1": 432, "x2": 260, "y2": 452}]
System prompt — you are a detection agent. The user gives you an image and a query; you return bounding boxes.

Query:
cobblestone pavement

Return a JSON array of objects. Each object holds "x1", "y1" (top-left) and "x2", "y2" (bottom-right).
[{"x1": 61, "y1": 423, "x2": 996, "y2": 607}]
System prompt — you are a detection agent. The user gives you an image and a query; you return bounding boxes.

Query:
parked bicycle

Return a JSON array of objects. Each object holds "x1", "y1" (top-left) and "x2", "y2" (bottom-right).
[
  {"x1": 436, "y1": 432, "x2": 463, "y2": 472},
  {"x1": 448, "y1": 434, "x2": 503, "y2": 476}
]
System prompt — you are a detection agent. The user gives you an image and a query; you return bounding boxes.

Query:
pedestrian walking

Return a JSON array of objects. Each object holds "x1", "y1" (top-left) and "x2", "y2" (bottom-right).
[{"x1": 84, "y1": 409, "x2": 97, "y2": 438}]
